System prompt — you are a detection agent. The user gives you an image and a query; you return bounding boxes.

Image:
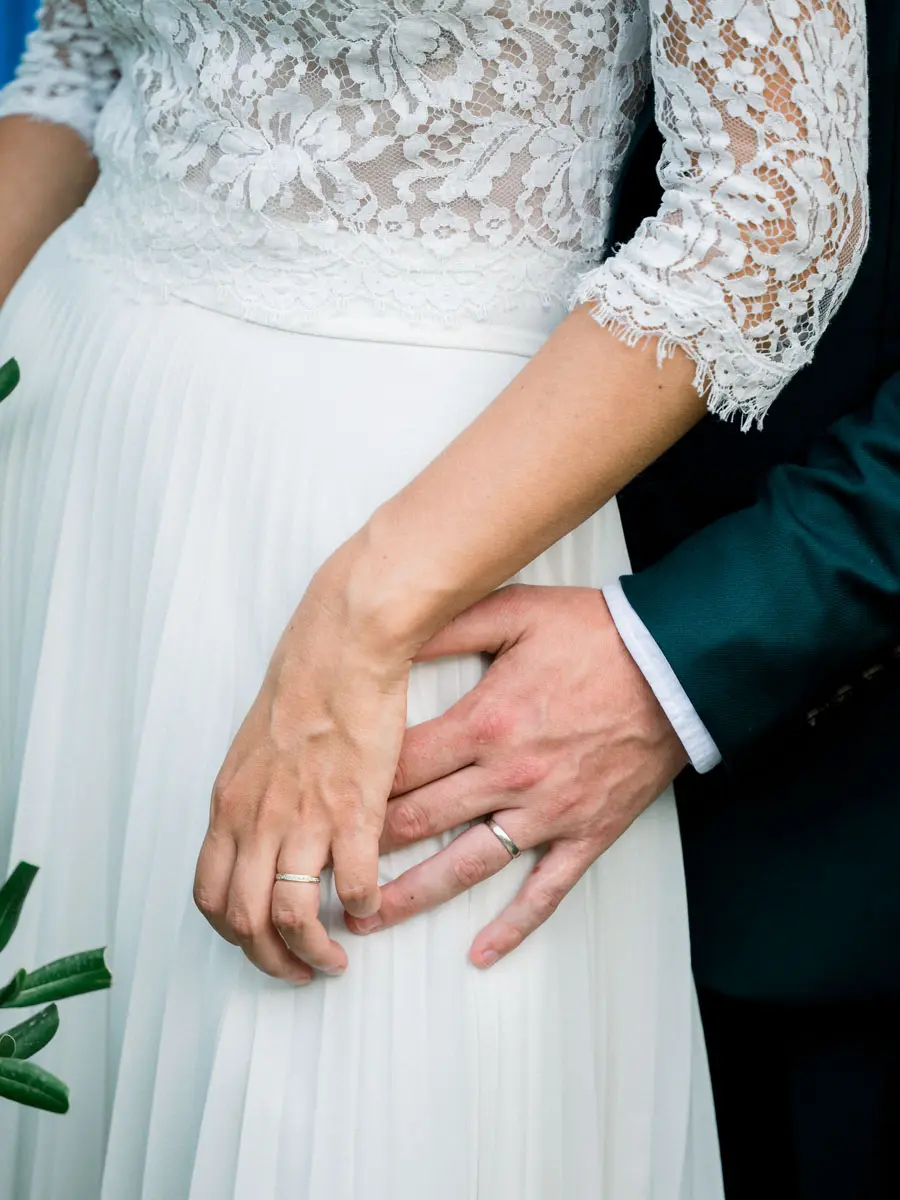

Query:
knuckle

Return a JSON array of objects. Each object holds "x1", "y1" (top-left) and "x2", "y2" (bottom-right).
[
  {"x1": 210, "y1": 777, "x2": 240, "y2": 820},
  {"x1": 469, "y1": 699, "x2": 515, "y2": 746},
  {"x1": 452, "y1": 852, "x2": 488, "y2": 890},
  {"x1": 534, "y1": 882, "x2": 567, "y2": 916},
  {"x1": 338, "y1": 883, "x2": 374, "y2": 908},
  {"x1": 387, "y1": 800, "x2": 430, "y2": 845},
  {"x1": 498, "y1": 920, "x2": 528, "y2": 951},
  {"x1": 271, "y1": 905, "x2": 309, "y2": 935},
  {"x1": 224, "y1": 905, "x2": 261, "y2": 943},
  {"x1": 192, "y1": 884, "x2": 222, "y2": 921},
  {"x1": 499, "y1": 754, "x2": 548, "y2": 793}
]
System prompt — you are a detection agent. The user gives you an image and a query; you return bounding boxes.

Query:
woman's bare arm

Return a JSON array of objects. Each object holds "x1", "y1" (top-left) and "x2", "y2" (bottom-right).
[
  {"x1": 0, "y1": 0, "x2": 120, "y2": 307},
  {"x1": 332, "y1": 309, "x2": 704, "y2": 653},
  {"x1": 0, "y1": 116, "x2": 99, "y2": 307}
]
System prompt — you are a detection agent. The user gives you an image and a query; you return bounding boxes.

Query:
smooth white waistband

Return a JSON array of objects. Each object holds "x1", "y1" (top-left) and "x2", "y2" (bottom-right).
[{"x1": 199, "y1": 298, "x2": 563, "y2": 358}]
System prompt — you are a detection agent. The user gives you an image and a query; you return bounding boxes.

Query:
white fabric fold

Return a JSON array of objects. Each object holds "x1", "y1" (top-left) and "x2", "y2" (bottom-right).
[{"x1": 0, "y1": 223, "x2": 723, "y2": 1199}]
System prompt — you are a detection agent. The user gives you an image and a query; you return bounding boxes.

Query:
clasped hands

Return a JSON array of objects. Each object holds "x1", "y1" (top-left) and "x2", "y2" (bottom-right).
[{"x1": 194, "y1": 578, "x2": 687, "y2": 983}]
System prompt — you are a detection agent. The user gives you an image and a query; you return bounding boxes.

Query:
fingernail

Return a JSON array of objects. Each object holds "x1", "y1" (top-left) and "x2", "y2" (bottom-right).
[
  {"x1": 354, "y1": 914, "x2": 384, "y2": 934},
  {"x1": 292, "y1": 973, "x2": 313, "y2": 987},
  {"x1": 323, "y1": 964, "x2": 346, "y2": 977},
  {"x1": 480, "y1": 950, "x2": 499, "y2": 968}
]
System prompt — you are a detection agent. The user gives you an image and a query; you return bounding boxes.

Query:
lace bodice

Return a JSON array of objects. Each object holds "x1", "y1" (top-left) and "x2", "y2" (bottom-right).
[{"x1": 0, "y1": 0, "x2": 869, "y2": 424}]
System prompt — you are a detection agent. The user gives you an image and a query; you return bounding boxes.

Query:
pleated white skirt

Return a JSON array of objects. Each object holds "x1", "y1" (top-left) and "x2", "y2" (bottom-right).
[{"x1": 0, "y1": 222, "x2": 722, "y2": 1199}]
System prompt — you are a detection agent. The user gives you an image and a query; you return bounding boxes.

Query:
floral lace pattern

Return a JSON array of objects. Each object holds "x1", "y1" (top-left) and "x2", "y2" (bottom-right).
[
  {"x1": 0, "y1": 0, "x2": 119, "y2": 145},
  {"x1": 573, "y1": 0, "x2": 870, "y2": 424},
  {"x1": 0, "y1": 0, "x2": 869, "y2": 423}
]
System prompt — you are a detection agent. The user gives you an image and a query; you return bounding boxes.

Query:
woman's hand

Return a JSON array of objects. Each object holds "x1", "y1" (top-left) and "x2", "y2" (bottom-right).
[{"x1": 193, "y1": 557, "x2": 412, "y2": 981}]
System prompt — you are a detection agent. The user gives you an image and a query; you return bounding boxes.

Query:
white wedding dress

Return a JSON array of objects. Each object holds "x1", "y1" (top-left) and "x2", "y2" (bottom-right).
[{"x1": 0, "y1": 0, "x2": 867, "y2": 1197}]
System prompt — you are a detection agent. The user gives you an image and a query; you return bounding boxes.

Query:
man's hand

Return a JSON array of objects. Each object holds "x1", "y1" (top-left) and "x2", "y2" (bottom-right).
[{"x1": 345, "y1": 584, "x2": 688, "y2": 966}]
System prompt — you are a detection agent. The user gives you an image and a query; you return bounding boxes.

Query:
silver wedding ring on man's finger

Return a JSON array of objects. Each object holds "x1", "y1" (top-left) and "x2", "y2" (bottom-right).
[
  {"x1": 485, "y1": 816, "x2": 521, "y2": 860},
  {"x1": 274, "y1": 873, "x2": 321, "y2": 884}
]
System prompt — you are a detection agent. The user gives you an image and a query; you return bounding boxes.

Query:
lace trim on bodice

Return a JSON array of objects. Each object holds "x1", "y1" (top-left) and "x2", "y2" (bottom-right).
[{"x1": 62, "y1": 162, "x2": 581, "y2": 352}]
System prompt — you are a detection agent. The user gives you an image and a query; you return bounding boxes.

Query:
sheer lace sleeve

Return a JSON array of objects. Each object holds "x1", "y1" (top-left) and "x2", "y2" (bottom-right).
[
  {"x1": 0, "y1": 0, "x2": 120, "y2": 148},
  {"x1": 571, "y1": 0, "x2": 869, "y2": 427}
]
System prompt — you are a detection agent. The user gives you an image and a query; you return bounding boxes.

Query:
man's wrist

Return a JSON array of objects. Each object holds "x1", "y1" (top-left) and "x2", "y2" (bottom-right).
[{"x1": 602, "y1": 579, "x2": 722, "y2": 774}]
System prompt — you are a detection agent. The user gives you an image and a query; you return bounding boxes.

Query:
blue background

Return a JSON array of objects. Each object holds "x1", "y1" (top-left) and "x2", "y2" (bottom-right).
[{"x1": 1, "y1": 0, "x2": 36, "y2": 86}]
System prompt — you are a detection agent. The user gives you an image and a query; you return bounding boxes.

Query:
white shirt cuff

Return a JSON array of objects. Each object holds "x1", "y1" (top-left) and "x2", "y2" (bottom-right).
[{"x1": 602, "y1": 579, "x2": 722, "y2": 774}]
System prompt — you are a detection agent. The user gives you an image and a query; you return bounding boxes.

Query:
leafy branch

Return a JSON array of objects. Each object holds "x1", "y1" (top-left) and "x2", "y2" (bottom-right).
[
  {"x1": 0, "y1": 358, "x2": 19, "y2": 403},
  {"x1": 0, "y1": 363, "x2": 113, "y2": 1113},
  {"x1": 0, "y1": 862, "x2": 112, "y2": 1114}
]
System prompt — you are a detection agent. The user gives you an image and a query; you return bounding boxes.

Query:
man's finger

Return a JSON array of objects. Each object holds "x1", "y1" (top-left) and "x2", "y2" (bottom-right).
[
  {"x1": 391, "y1": 703, "x2": 476, "y2": 797},
  {"x1": 382, "y1": 765, "x2": 498, "y2": 851},
  {"x1": 413, "y1": 586, "x2": 530, "y2": 663},
  {"x1": 468, "y1": 840, "x2": 592, "y2": 968},
  {"x1": 393, "y1": 589, "x2": 539, "y2": 799},
  {"x1": 347, "y1": 815, "x2": 528, "y2": 935}
]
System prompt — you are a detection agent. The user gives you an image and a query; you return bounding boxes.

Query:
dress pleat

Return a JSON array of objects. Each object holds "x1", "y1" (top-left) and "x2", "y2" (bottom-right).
[{"x1": 0, "y1": 223, "x2": 723, "y2": 1198}]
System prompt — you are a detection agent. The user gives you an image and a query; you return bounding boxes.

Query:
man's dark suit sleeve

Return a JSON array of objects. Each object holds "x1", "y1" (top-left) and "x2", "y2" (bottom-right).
[{"x1": 620, "y1": 372, "x2": 900, "y2": 768}]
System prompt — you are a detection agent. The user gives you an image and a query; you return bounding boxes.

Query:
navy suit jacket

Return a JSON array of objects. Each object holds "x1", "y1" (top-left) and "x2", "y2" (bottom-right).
[{"x1": 611, "y1": 0, "x2": 900, "y2": 1001}]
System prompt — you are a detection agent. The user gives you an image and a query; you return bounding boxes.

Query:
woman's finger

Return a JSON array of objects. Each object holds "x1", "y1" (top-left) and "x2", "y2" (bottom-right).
[
  {"x1": 348, "y1": 813, "x2": 531, "y2": 935},
  {"x1": 331, "y1": 823, "x2": 382, "y2": 919},
  {"x1": 193, "y1": 827, "x2": 240, "y2": 944},
  {"x1": 272, "y1": 836, "x2": 347, "y2": 976},
  {"x1": 468, "y1": 839, "x2": 592, "y2": 968},
  {"x1": 382, "y1": 765, "x2": 498, "y2": 851},
  {"x1": 227, "y1": 839, "x2": 314, "y2": 984}
]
